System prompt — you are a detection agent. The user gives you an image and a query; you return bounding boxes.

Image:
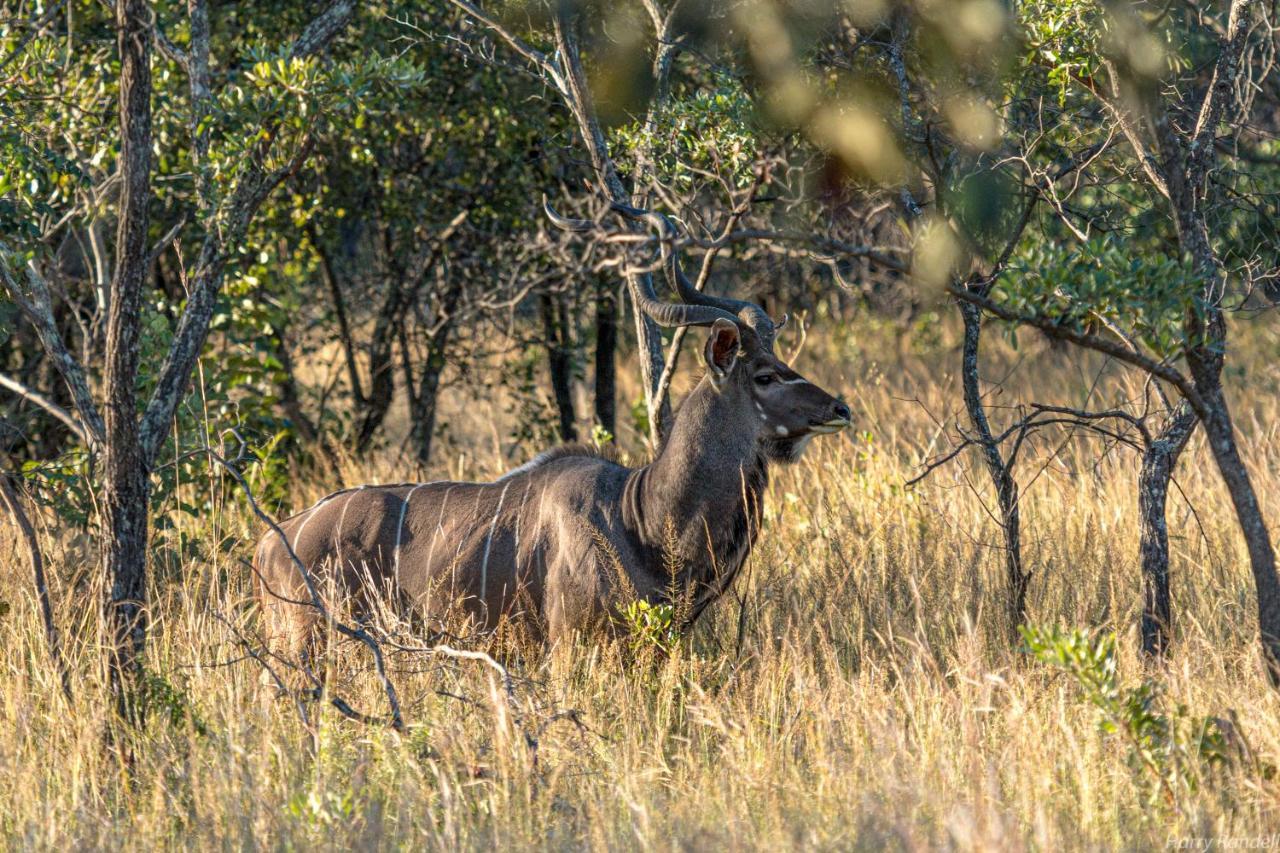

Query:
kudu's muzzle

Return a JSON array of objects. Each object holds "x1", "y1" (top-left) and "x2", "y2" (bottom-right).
[{"x1": 809, "y1": 400, "x2": 853, "y2": 434}]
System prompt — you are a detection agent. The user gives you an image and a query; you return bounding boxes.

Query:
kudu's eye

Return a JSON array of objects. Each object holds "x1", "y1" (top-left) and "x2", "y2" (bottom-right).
[{"x1": 754, "y1": 373, "x2": 775, "y2": 387}]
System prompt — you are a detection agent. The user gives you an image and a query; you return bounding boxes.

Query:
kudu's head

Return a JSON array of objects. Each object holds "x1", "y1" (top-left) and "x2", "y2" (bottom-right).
[
  {"x1": 700, "y1": 317, "x2": 851, "y2": 462},
  {"x1": 546, "y1": 197, "x2": 852, "y2": 462}
]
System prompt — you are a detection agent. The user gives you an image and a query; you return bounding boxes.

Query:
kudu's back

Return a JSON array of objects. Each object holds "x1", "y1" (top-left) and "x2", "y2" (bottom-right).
[{"x1": 253, "y1": 450, "x2": 636, "y2": 660}]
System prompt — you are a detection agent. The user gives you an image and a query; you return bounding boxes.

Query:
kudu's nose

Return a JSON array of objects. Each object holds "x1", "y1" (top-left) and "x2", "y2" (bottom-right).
[{"x1": 832, "y1": 401, "x2": 852, "y2": 423}]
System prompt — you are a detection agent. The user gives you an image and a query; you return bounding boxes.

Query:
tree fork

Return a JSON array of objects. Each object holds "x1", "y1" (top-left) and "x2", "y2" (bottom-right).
[{"x1": 959, "y1": 300, "x2": 1029, "y2": 636}]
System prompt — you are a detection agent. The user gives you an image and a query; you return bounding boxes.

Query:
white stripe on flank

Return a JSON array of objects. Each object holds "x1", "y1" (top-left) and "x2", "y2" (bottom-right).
[
  {"x1": 479, "y1": 481, "x2": 512, "y2": 600},
  {"x1": 393, "y1": 484, "x2": 427, "y2": 585},
  {"x1": 291, "y1": 495, "x2": 335, "y2": 553},
  {"x1": 422, "y1": 485, "x2": 454, "y2": 615},
  {"x1": 334, "y1": 492, "x2": 356, "y2": 571},
  {"x1": 513, "y1": 478, "x2": 533, "y2": 562}
]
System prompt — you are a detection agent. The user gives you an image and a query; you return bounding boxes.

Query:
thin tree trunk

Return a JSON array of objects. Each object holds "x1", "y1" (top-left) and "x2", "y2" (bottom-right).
[
  {"x1": 1138, "y1": 402, "x2": 1196, "y2": 657},
  {"x1": 409, "y1": 321, "x2": 452, "y2": 466},
  {"x1": 594, "y1": 276, "x2": 617, "y2": 438},
  {"x1": 267, "y1": 321, "x2": 321, "y2": 445},
  {"x1": 1189, "y1": 360, "x2": 1280, "y2": 683},
  {"x1": 552, "y1": 10, "x2": 670, "y2": 443},
  {"x1": 102, "y1": 0, "x2": 153, "y2": 723},
  {"x1": 311, "y1": 227, "x2": 366, "y2": 405},
  {"x1": 0, "y1": 471, "x2": 72, "y2": 702},
  {"x1": 959, "y1": 300, "x2": 1028, "y2": 635},
  {"x1": 355, "y1": 238, "x2": 404, "y2": 451},
  {"x1": 541, "y1": 293, "x2": 578, "y2": 443},
  {"x1": 397, "y1": 320, "x2": 417, "y2": 413},
  {"x1": 353, "y1": 220, "x2": 459, "y2": 453}
]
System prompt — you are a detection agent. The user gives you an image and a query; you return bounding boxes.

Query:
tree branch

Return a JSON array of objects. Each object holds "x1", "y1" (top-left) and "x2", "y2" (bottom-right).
[
  {"x1": 1187, "y1": 0, "x2": 1255, "y2": 177},
  {"x1": 0, "y1": 373, "x2": 88, "y2": 443},
  {"x1": 137, "y1": 0, "x2": 352, "y2": 466},
  {"x1": 947, "y1": 284, "x2": 1207, "y2": 417},
  {"x1": 0, "y1": 468, "x2": 73, "y2": 703},
  {"x1": 0, "y1": 247, "x2": 105, "y2": 447},
  {"x1": 443, "y1": 0, "x2": 563, "y2": 89}
]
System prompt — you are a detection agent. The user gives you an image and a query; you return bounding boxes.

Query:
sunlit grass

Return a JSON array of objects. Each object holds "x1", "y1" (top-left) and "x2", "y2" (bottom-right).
[{"x1": 2, "y1": 319, "x2": 1279, "y2": 849}]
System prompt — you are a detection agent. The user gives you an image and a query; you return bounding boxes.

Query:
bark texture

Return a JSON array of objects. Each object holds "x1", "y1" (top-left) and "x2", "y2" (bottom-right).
[
  {"x1": 1138, "y1": 403, "x2": 1196, "y2": 657},
  {"x1": 593, "y1": 277, "x2": 617, "y2": 437},
  {"x1": 102, "y1": 0, "x2": 154, "y2": 720},
  {"x1": 960, "y1": 300, "x2": 1028, "y2": 634}
]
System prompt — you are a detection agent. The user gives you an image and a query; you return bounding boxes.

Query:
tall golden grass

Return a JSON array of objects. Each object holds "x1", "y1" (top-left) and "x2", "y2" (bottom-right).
[{"x1": 2, "y1": 318, "x2": 1278, "y2": 849}]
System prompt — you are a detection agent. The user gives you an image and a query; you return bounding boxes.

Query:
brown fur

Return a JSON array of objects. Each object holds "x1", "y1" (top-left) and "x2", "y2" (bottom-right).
[{"x1": 253, "y1": 322, "x2": 851, "y2": 665}]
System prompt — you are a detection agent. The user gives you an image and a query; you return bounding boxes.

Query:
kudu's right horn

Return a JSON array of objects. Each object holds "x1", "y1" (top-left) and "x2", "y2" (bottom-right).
[{"x1": 543, "y1": 195, "x2": 779, "y2": 350}]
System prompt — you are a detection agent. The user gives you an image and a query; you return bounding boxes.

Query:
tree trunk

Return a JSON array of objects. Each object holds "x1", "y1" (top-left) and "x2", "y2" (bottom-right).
[
  {"x1": 1138, "y1": 402, "x2": 1196, "y2": 657},
  {"x1": 408, "y1": 320, "x2": 452, "y2": 466},
  {"x1": 1164, "y1": 107, "x2": 1280, "y2": 680},
  {"x1": 355, "y1": 245, "x2": 404, "y2": 451},
  {"x1": 594, "y1": 276, "x2": 617, "y2": 438},
  {"x1": 1188, "y1": 361, "x2": 1280, "y2": 684},
  {"x1": 311, "y1": 227, "x2": 366, "y2": 405},
  {"x1": 101, "y1": 460, "x2": 150, "y2": 721},
  {"x1": 960, "y1": 300, "x2": 1028, "y2": 635},
  {"x1": 268, "y1": 320, "x2": 321, "y2": 445},
  {"x1": 552, "y1": 10, "x2": 670, "y2": 443},
  {"x1": 103, "y1": 0, "x2": 153, "y2": 723},
  {"x1": 541, "y1": 294, "x2": 578, "y2": 443}
]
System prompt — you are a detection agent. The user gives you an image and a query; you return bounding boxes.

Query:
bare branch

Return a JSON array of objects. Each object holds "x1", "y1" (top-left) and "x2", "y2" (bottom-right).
[
  {"x1": 946, "y1": 284, "x2": 1207, "y2": 417},
  {"x1": 205, "y1": 442, "x2": 405, "y2": 731},
  {"x1": 443, "y1": 0, "x2": 562, "y2": 89},
  {"x1": 0, "y1": 246, "x2": 105, "y2": 447},
  {"x1": 0, "y1": 471, "x2": 72, "y2": 703},
  {"x1": 0, "y1": 373, "x2": 88, "y2": 443}
]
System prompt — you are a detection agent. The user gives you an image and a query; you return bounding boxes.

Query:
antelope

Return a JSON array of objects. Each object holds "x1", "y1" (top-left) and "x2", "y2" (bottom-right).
[{"x1": 253, "y1": 201, "x2": 852, "y2": 663}]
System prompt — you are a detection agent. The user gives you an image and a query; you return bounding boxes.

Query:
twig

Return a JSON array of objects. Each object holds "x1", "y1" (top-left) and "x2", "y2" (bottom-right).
[
  {"x1": 0, "y1": 373, "x2": 89, "y2": 443},
  {"x1": 206, "y1": 444, "x2": 405, "y2": 731},
  {"x1": 0, "y1": 471, "x2": 72, "y2": 703}
]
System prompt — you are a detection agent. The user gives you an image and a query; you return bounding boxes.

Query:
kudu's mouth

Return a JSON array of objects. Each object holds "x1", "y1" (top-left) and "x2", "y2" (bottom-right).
[{"x1": 807, "y1": 417, "x2": 852, "y2": 435}]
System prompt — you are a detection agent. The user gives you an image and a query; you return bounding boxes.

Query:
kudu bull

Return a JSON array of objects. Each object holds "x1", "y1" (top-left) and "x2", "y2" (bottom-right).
[{"x1": 253, "y1": 200, "x2": 852, "y2": 663}]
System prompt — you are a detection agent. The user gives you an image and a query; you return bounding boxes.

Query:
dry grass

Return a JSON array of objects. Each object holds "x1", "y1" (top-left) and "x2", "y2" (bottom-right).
[{"x1": 2, "y1": 317, "x2": 1279, "y2": 850}]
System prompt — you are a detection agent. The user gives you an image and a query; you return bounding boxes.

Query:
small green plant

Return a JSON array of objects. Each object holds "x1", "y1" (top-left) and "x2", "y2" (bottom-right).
[
  {"x1": 590, "y1": 424, "x2": 614, "y2": 448},
  {"x1": 1022, "y1": 625, "x2": 1269, "y2": 808},
  {"x1": 618, "y1": 599, "x2": 681, "y2": 656},
  {"x1": 141, "y1": 669, "x2": 210, "y2": 737},
  {"x1": 285, "y1": 787, "x2": 357, "y2": 831}
]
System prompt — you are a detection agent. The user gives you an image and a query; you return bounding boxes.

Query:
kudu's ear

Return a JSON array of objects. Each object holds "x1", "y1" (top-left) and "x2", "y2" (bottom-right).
[{"x1": 704, "y1": 319, "x2": 740, "y2": 388}]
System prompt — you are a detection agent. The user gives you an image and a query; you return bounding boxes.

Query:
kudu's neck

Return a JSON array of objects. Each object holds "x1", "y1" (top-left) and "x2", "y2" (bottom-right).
[{"x1": 623, "y1": 377, "x2": 767, "y2": 575}]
